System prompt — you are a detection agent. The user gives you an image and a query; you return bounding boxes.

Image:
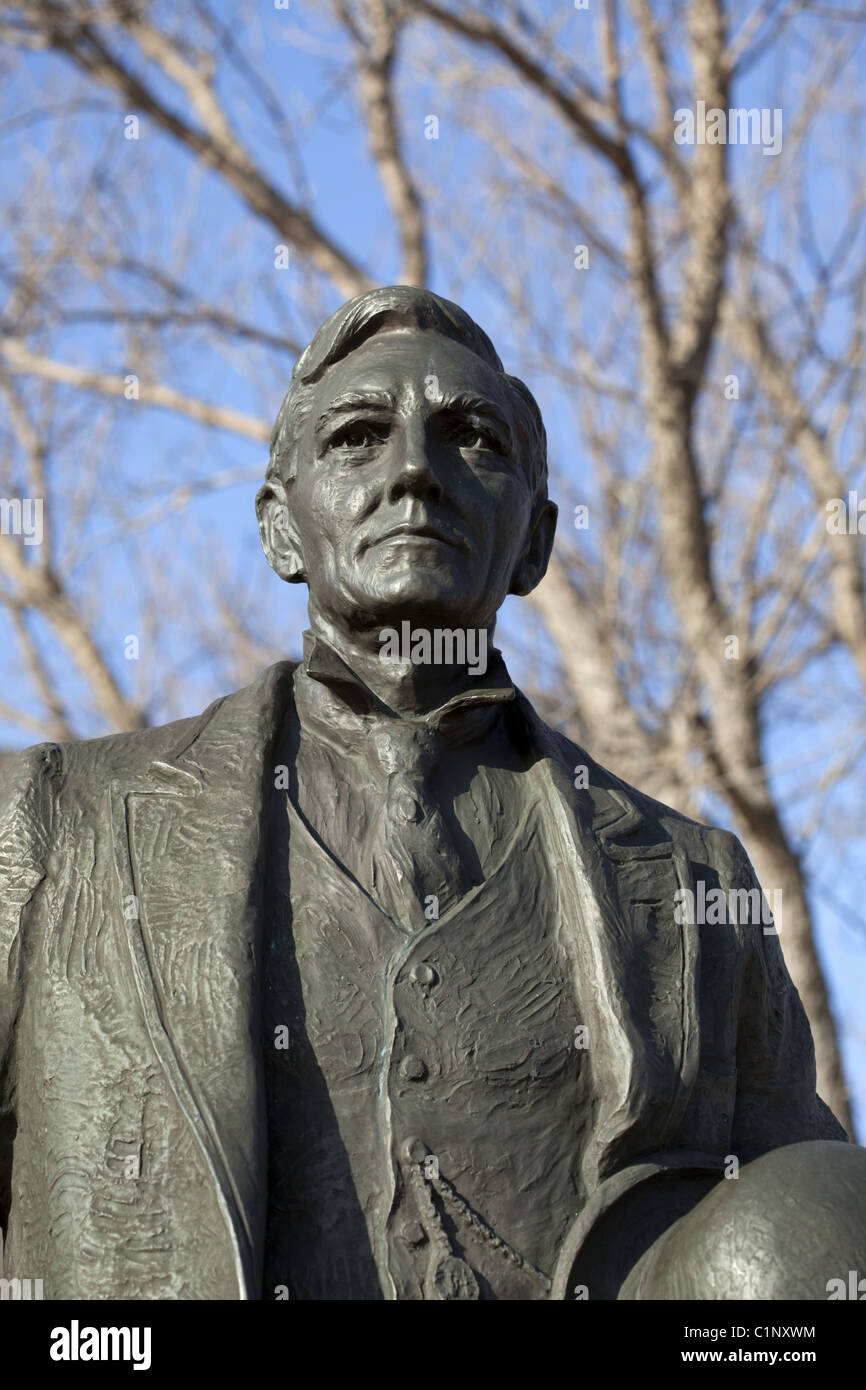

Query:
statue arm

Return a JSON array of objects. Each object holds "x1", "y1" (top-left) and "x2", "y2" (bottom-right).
[
  {"x1": 717, "y1": 831, "x2": 850, "y2": 1153},
  {"x1": 0, "y1": 743, "x2": 59, "y2": 1263}
]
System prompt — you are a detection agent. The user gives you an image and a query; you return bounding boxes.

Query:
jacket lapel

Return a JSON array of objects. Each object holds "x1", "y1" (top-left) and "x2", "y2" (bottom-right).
[
  {"x1": 109, "y1": 661, "x2": 297, "y2": 1299},
  {"x1": 518, "y1": 695, "x2": 700, "y2": 1190}
]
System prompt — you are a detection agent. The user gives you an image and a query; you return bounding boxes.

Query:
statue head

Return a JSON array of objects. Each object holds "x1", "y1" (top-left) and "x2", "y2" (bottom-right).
[{"x1": 256, "y1": 285, "x2": 557, "y2": 639}]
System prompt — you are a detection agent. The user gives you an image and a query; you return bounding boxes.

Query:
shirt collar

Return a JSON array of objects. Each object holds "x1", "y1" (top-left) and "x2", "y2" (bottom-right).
[{"x1": 296, "y1": 629, "x2": 516, "y2": 752}]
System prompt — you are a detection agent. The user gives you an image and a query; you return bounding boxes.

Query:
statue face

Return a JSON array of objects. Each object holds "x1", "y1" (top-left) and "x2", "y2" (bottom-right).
[{"x1": 275, "y1": 327, "x2": 555, "y2": 633}]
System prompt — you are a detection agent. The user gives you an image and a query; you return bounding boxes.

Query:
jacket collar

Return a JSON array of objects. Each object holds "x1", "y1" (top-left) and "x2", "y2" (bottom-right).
[{"x1": 296, "y1": 630, "x2": 516, "y2": 757}]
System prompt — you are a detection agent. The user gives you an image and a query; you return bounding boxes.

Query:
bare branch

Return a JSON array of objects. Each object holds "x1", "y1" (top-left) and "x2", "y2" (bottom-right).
[
  {"x1": 13, "y1": 0, "x2": 373, "y2": 297},
  {"x1": 0, "y1": 339, "x2": 271, "y2": 440},
  {"x1": 338, "y1": 0, "x2": 428, "y2": 285}
]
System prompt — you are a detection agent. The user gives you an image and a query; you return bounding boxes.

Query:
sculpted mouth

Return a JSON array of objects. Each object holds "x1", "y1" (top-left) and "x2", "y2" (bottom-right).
[{"x1": 375, "y1": 524, "x2": 462, "y2": 548}]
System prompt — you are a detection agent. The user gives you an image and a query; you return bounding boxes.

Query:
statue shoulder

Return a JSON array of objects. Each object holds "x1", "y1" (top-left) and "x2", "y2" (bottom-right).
[
  {"x1": 0, "y1": 740, "x2": 64, "y2": 865},
  {"x1": 525, "y1": 704, "x2": 701, "y2": 830},
  {"x1": 56, "y1": 709, "x2": 212, "y2": 784},
  {"x1": 519, "y1": 694, "x2": 744, "y2": 870},
  {"x1": 36, "y1": 660, "x2": 298, "y2": 787}
]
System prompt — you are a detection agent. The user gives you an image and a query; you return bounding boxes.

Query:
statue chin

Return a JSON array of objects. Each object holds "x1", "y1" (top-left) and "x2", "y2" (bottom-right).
[{"x1": 618, "y1": 1141, "x2": 866, "y2": 1300}]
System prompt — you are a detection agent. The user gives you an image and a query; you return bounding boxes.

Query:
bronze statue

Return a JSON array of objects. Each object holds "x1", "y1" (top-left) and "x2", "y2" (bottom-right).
[{"x1": 1, "y1": 285, "x2": 864, "y2": 1300}]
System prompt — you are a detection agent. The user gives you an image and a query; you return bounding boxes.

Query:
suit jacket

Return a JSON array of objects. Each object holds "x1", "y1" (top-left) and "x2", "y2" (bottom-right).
[{"x1": 0, "y1": 660, "x2": 845, "y2": 1299}]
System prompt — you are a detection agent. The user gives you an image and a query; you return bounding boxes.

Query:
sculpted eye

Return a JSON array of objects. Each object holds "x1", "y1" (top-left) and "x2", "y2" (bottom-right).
[
  {"x1": 441, "y1": 416, "x2": 502, "y2": 453},
  {"x1": 329, "y1": 421, "x2": 389, "y2": 451}
]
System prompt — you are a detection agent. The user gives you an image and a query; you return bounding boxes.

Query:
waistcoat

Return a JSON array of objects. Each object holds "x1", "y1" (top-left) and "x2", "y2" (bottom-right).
[{"x1": 262, "y1": 753, "x2": 588, "y2": 1299}]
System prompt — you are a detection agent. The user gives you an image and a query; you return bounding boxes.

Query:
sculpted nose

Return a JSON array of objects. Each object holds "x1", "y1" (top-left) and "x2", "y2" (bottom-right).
[{"x1": 387, "y1": 422, "x2": 443, "y2": 504}]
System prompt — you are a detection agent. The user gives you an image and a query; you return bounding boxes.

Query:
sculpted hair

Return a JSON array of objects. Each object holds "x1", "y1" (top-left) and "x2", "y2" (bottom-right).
[{"x1": 265, "y1": 285, "x2": 548, "y2": 503}]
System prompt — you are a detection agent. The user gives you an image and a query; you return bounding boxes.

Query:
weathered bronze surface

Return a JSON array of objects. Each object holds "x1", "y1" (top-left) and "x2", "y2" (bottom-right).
[{"x1": 1, "y1": 286, "x2": 862, "y2": 1299}]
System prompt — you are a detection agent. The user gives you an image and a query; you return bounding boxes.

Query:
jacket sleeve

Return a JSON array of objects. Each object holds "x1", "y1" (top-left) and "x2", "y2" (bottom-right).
[
  {"x1": 0, "y1": 743, "x2": 58, "y2": 1110},
  {"x1": 708, "y1": 828, "x2": 849, "y2": 1156}
]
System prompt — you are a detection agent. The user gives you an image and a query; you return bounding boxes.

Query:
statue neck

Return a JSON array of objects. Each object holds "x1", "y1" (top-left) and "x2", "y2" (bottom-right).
[{"x1": 305, "y1": 603, "x2": 497, "y2": 718}]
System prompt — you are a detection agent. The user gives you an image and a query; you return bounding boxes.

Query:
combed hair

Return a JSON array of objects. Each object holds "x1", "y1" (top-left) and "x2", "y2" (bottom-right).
[{"x1": 265, "y1": 285, "x2": 548, "y2": 502}]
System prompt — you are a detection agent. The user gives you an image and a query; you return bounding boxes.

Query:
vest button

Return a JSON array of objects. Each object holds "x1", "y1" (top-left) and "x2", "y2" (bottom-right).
[
  {"x1": 402, "y1": 1136, "x2": 427, "y2": 1162},
  {"x1": 394, "y1": 792, "x2": 422, "y2": 823},
  {"x1": 400, "y1": 1220, "x2": 427, "y2": 1248},
  {"x1": 399, "y1": 1055, "x2": 427, "y2": 1081},
  {"x1": 427, "y1": 1254, "x2": 480, "y2": 1301},
  {"x1": 410, "y1": 963, "x2": 437, "y2": 986}
]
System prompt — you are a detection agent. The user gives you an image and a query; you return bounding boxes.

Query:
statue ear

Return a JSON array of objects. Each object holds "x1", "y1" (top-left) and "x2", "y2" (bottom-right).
[
  {"x1": 256, "y1": 478, "x2": 307, "y2": 584},
  {"x1": 509, "y1": 499, "x2": 558, "y2": 596}
]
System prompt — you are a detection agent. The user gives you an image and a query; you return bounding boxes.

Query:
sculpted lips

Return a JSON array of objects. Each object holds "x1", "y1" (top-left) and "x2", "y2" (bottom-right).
[{"x1": 367, "y1": 523, "x2": 466, "y2": 551}]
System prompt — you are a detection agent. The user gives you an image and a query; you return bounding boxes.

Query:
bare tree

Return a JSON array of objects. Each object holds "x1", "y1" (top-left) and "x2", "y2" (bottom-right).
[{"x1": 1, "y1": 0, "x2": 864, "y2": 1134}]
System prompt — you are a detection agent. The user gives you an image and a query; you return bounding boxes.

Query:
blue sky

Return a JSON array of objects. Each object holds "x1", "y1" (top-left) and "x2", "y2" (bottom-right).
[{"x1": 2, "y1": 0, "x2": 865, "y2": 1131}]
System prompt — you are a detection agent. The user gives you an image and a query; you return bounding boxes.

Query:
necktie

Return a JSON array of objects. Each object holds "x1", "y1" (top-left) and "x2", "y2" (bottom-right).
[{"x1": 366, "y1": 716, "x2": 474, "y2": 930}]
